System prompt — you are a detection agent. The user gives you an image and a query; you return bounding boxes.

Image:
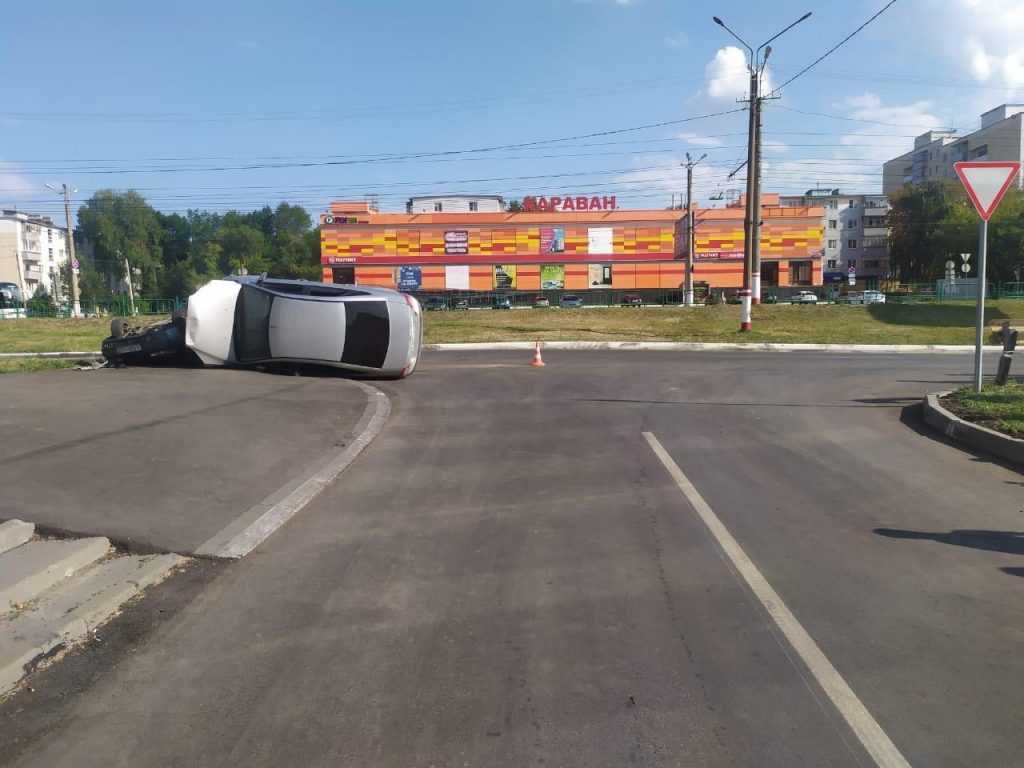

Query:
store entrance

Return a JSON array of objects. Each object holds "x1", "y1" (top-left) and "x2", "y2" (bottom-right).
[
  {"x1": 762, "y1": 262, "x2": 779, "y2": 286},
  {"x1": 332, "y1": 266, "x2": 355, "y2": 284}
]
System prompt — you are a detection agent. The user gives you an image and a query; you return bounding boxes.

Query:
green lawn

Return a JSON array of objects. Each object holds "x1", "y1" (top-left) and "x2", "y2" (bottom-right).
[
  {"x1": 943, "y1": 381, "x2": 1024, "y2": 439},
  {"x1": 421, "y1": 300, "x2": 1024, "y2": 345},
  {"x1": 1, "y1": 300, "x2": 1023, "y2": 353}
]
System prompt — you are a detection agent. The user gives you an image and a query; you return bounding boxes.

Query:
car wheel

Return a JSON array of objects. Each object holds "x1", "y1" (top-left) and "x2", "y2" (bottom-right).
[{"x1": 110, "y1": 317, "x2": 127, "y2": 338}]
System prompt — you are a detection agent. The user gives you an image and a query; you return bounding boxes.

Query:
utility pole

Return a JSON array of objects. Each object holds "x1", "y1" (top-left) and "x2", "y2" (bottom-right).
[
  {"x1": 714, "y1": 11, "x2": 812, "y2": 330},
  {"x1": 683, "y1": 152, "x2": 706, "y2": 307},
  {"x1": 45, "y1": 182, "x2": 81, "y2": 318}
]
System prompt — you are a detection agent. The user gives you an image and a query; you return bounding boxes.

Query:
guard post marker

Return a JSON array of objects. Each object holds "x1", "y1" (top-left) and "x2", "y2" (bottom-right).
[{"x1": 739, "y1": 288, "x2": 752, "y2": 332}]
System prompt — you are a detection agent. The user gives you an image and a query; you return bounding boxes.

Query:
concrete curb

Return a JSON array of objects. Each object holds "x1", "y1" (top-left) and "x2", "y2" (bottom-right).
[
  {"x1": 0, "y1": 553, "x2": 183, "y2": 696},
  {"x1": 424, "y1": 341, "x2": 1000, "y2": 354},
  {"x1": 0, "y1": 351, "x2": 103, "y2": 361},
  {"x1": 194, "y1": 380, "x2": 391, "y2": 559},
  {"x1": 923, "y1": 392, "x2": 1024, "y2": 470}
]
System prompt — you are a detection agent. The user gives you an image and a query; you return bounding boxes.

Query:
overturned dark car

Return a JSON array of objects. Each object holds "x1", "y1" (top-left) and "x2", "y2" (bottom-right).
[{"x1": 101, "y1": 310, "x2": 190, "y2": 366}]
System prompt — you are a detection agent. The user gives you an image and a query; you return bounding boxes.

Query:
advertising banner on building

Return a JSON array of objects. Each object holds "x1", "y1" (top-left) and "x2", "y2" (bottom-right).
[
  {"x1": 444, "y1": 230, "x2": 469, "y2": 255},
  {"x1": 445, "y1": 264, "x2": 470, "y2": 290},
  {"x1": 493, "y1": 265, "x2": 517, "y2": 290},
  {"x1": 588, "y1": 227, "x2": 613, "y2": 255},
  {"x1": 395, "y1": 266, "x2": 422, "y2": 291},
  {"x1": 588, "y1": 264, "x2": 610, "y2": 287},
  {"x1": 540, "y1": 265, "x2": 565, "y2": 290},
  {"x1": 694, "y1": 251, "x2": 744, "y2": 260},
  {"x1": 540, "y1": 227, "x2": 565, "y2": 254}
]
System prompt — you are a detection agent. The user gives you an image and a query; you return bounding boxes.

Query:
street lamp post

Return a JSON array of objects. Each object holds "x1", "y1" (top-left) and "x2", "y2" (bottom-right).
[{"x1": 713, "y1": 12, "x2": 811, "y2": 330}]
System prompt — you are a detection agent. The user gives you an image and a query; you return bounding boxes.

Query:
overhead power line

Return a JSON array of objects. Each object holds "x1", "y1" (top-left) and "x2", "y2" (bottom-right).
[{"x1": 767, "y1": 0, "x2": 900, "y2": 97}]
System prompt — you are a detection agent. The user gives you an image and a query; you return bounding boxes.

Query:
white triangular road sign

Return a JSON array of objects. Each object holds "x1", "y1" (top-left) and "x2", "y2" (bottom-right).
[{"x1": 954, "y1": 161, "x2": 1021, "y2": 220}]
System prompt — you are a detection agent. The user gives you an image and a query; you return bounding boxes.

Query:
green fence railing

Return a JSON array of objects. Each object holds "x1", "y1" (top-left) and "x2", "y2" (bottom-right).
[{"x1": 0, "y1": 297, "x2": 184, "y2": 319}]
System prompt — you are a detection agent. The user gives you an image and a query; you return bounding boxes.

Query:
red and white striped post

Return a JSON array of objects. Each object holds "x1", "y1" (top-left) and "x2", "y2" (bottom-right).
[{"x1": 739, "y1": 288, "x2": 752, "y2": 331}]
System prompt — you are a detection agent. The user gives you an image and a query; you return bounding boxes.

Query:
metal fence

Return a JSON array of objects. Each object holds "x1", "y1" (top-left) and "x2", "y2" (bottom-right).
[{"x1": 0, "y1": 297, "x2": 184, "y2": 319}]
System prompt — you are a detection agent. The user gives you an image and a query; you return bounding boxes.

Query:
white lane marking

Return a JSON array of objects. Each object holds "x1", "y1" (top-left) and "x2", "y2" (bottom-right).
[{"x1": 642, "y1": 431, "x2": 911, "y2": 768}]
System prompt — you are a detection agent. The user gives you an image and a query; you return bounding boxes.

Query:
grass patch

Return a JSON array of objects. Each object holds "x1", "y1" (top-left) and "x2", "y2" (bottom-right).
[
  {"x1": 0, "y1": 359, "x2": 80, "y2": 374},
  {"x1": 2, "y1": 300, "x2": 1023, "y2": 350},
  {"x1": 422, "y1": 300, "x2": 1024, "y2": 345},
  {"x1": 943, "y1": 381, "x2": 1024, "y2": 439},
  {"x1": 0, "y1": 318, "x2": 109, "y2": 353}
]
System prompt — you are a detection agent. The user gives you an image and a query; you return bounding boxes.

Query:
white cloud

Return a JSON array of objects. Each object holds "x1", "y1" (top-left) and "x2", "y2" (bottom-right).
[
  {"x1": 676, "y1": 131, "x2": 723, "y2": 148},
  {"x1": 703, "y1": 47, "x2": 771, "y2": 103},
  {"x1": 614, "y1": 0, "x2": 639, "y2": 4},
  {"x1": 0, "y1": 162, "x2": 36, "y2": 206},
  {"x1": 665, "y1": 32, "x2": 688, "y2": 48},
  {"x1": 940, "y1": 0, "x2": 1024, "y2": 100}
]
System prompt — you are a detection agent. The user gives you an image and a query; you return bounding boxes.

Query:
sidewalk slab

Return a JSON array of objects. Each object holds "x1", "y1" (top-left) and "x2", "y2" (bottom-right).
[
  {"x1": 0, "y1": 520, "x2": 34, "y2": 554},
  {"x1": 0, "y1": 538, "x2": 110, "y2": 611},
  {"x1": 0, "y1": 553, "x2": 183, "y2": 695}
]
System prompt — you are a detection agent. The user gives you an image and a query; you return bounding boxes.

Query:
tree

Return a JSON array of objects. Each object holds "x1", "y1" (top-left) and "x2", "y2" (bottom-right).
[
  {"x1": 216, "y1": 223, "x2": 268, "y2": 275},
  {"x1": 506, "y1": 199, "x2": 524, "y2": 212},
  {"x1": 78, "y1": 190, "x2": 163, "y2": 295}
]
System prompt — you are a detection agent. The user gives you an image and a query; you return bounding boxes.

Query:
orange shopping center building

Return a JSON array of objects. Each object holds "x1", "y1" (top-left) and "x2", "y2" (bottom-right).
[{"x1": 319, "y1": 195, "x2": 824, "y2": 293}]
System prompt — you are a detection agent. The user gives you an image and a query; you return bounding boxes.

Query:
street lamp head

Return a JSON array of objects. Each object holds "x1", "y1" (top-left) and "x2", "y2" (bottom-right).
[
  {"x1": 686, "y1": 151, "x2": 692, "y2": 162},
  {"x1": 799, "y1": 12, "x2": 812, "y2": 22},
  {"x1": 44, "y1": 183, "x2": 57, "y2": 194},
  {"x1": 712, "y1": 16, "x2": 724, "y2": 26},
  {"x1": 763, "y1": 45, "x2": 772, "y2": 62}
]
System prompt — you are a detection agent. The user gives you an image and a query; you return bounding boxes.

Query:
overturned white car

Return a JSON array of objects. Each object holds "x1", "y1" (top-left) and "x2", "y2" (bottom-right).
[
  {"x1": 186, "y1": 276, "x2": 422, "y2": 378},
  {"x1": 102, "y1": 276, "x2": 422, "y2": 379}
]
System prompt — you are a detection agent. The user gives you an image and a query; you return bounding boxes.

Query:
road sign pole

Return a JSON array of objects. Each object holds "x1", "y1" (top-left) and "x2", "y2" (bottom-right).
[{"x1": 974, "y1": 218, "x2": 988, "y2": 393}]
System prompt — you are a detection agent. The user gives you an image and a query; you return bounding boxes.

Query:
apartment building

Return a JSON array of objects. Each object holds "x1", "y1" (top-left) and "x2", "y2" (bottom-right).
[
  {"x1": 0, "y1": 210, "x2": 71, "y2": 299},
  {"x1": 780, "y1": 189, "x2": 890, "y2": 286},
  {"x1": 882, "y1": 104, "x2": 1024, "y2": 194}
]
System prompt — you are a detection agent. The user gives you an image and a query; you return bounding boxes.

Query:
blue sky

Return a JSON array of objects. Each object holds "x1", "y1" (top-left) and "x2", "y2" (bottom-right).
[{"x1": 2, "y1": 0, "x2": 1022, "y2": 221}]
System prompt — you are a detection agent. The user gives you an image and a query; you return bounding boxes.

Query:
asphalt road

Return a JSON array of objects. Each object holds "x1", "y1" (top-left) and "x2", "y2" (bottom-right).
[
  {"x1": 0, "y1": 367, "x2": 367, "y2": 553},
  {"x1": 3, "y1": 350, "x2": 1023, "y2": 767}
]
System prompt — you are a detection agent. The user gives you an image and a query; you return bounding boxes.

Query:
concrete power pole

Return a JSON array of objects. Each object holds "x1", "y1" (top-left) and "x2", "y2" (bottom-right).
[
  {"x1": 683, "y1": 152, "x2": 706, "y2": 307},
  {"x1": 46, "y1": 183, "x2": 81, "y2": 318},
  {"x1": 741, "y1": 68, "x2": 759, "y2": 329}
]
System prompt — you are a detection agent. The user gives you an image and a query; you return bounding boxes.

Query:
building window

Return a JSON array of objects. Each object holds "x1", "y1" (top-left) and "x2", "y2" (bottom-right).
[
  {"x1": 47, "y1": 229, "x2": 53, "y2": 242},
  {"x1": 847, "y1": 259, "x2": 857, "y2": 268},
  {"x1": 865, "y1": 260, "x2": 880, "y2": 268},
  {"x1": 827, "y1": 259, "x2": 838, "y2": 269},
  {"x1": 827, "y1": 239, "x2": 838, "y2": 249},
  {"x1": 847, "y1": 240, "x2": 858, "y2": 249},
  {"x1": 849, "y1": 199, "x2": 856, "y2": 208},
  {"x1": 48, "y1": 247, "x2": 53, "y2": 260},
  {"x1": 433, "y1": 202, "x2": 442, "y2": 212},
  {"x1": 828, "y1": 220, "x2": 837, "y2": 229},
  {"x1": 468, "y1": 201, "x2": 478, "y2": 212},
  {"x1": 828, "y1": 199, "x2": 838, "y2": 209}
]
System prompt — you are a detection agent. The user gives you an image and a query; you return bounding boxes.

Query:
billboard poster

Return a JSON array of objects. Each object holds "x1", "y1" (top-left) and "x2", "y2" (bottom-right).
[
  {"x1": 395, "y1": 266, "x2": 422, "y2": 291},
  {"x1": 588, "y1": 227, "x2": 613, "y2": 255},
  {"x1": 445, "y1": 264, "x2": 470, "y2": 290},
  {"x1": 493, "y1": 265, "x2": 517, "y2": 290},
  {"x1": 444, "y1": 230, "x2": 469, "y2": 255},
  {"x1": 540, "y1": 264, "x2": 565, "y2": 290},
  {"x1": 540, "y1": 227, "x2": 565, "y2": 254},
  {"x1": 588, "y1": 264, "x2": 610, "y2": 287}
]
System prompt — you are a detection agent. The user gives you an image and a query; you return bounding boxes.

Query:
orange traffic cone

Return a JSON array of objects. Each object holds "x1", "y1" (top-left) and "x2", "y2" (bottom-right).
[{"x1": 531, "y1": 341, "x2": 546, "y2": 367}]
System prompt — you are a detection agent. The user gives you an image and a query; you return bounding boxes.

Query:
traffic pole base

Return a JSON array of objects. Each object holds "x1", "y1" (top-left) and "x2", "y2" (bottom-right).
[{"x1": 740, "y1": 322, "x2": 752, "y2": 332}]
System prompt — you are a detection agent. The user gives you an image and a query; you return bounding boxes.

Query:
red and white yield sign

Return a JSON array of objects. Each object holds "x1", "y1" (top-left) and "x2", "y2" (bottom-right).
[{"x1": 953, "y1": 161, "x2": 1021, "y2": 220}]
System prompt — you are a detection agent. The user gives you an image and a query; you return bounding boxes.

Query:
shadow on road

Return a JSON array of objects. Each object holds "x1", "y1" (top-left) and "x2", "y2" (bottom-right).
[
  {"x1": 1001, "y1": 567, "x2": 1024, "y2": 577},
  {"x1": 875, "y1": 528, "x2": 1024, "y2": 556}
]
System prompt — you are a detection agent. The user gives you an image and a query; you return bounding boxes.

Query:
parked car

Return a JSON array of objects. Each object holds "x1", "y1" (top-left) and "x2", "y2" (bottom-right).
[
  {"x1": 452, "y1": 298, "x2": 469, "y2": 310},
  {"x1": 533, "y1": 296, "x2": 551, "y2": 308},
  {"x1": 849, "y1": 290, "x2": 886, "y2": 305},
  {"x1": 493, "y1": 295, "x2": 511, "y2": 310},
  {"x1": 184, "y1": 276, "x2": 422, "y2": 378},
  {"x1": 424, "y1": 297, "x2": 447, "y2": 311},
  {"x1": 620, "y1": 294, "x2": 643, "y2": 307},
  {"x1": 559, "y1": 294, "x2": 583, "y2": 308},
  {"x1": 791, "y1": 290, "x2": 819, "y2": 304}
]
